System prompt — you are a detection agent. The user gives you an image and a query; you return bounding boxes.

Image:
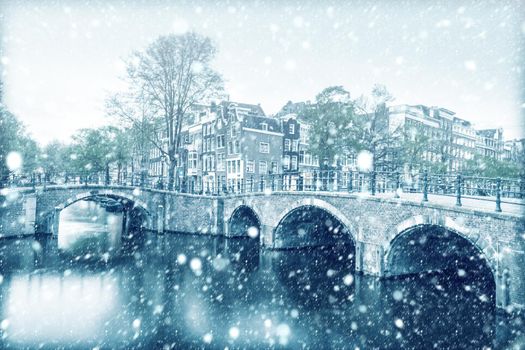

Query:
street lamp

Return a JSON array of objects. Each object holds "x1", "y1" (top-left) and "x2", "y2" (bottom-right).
[{"x1": 36, "y1": 167, "x2": 45, "y2": 188}]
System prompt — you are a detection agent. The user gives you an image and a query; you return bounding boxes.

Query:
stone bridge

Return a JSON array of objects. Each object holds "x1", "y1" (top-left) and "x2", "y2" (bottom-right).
[{"x1": 0, "y1": 185, "x2": 523, "y2": 311}]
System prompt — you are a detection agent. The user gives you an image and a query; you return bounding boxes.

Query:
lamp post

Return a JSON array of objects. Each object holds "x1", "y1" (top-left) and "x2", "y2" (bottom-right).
[
  {"x1": 37, "y1": 167, "x2": 45, "y2": 189},
  {"x1": 455, "y1": 174, "x2": 462, "y2": 207},
  {"x1": 422, "y1": 170, "x2": 429, "y2": 202}
]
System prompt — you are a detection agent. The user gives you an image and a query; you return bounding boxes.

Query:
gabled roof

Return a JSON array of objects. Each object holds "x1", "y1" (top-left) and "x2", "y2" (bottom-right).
[
  {"x1": 242, "y1": 114, "x2": 281, "y2": 133},
  {"x1": 219, "y1": 101, "x2": 265, "y2": 116}
]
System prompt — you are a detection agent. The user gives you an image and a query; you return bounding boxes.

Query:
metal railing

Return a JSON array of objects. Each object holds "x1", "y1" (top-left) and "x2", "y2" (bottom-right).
[{"x1": 3, "y1": 170, "x2": 524, "y2": 213}]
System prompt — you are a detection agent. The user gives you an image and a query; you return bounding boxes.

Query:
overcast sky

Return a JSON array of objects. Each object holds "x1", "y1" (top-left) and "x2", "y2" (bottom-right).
[{"x1": 1, "y1": 0, "x2": 524, "y2": 144}]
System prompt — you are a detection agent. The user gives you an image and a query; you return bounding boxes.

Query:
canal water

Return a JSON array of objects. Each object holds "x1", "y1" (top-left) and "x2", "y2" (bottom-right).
[{"x1": 0, "y1": 201, "x2": 522, "y2": 349}]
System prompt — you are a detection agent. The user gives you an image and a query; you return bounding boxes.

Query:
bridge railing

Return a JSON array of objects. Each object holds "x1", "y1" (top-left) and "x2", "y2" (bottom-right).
[
  {"x1": 212, "y1": 170, "x2": 524, "y2": 213},
  {"x1": 3, "y1": 170, "x2": 524, "y2": 213},
  {"x1": 4, "y1": 172, "x2": 158, "y2": 189}
]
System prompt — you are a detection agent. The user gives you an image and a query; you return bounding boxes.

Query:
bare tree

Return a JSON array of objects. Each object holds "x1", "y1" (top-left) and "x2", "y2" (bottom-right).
[
  {"x1": 123, "y1": 32, "x2": 223, "y2": 190},
  {"x1": 106, "y1": 88, "x2": 158, "y2": 185},
  {"x1": 351, "y1": 84, "x2": 400, "y2": 171}
]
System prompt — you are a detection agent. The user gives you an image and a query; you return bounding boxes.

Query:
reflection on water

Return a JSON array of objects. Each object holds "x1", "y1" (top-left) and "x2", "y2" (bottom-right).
[
  {"x1": 58, "y1": 200, "x2": 123, "y2": 256},
  {"x1": 6, "y1": 274, "x2": 120, "y2": 344},
  {"x1": 0, "y1": 233, "x2": 522, "y2": 348}
]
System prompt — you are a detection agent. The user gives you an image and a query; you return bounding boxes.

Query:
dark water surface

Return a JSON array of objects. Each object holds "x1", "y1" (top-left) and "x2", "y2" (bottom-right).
[{"x1": 0, "y1": 214, "x2": 523, "y2": 348}]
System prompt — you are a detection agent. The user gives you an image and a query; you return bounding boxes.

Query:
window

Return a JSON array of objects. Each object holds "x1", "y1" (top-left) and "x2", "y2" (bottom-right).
[
  {"x1": 228, "y1": 141, "x2": 233, "y2": 155},
  {"x1": 302, "y1": 152, "x2": 312, "y2": 165},
  {"x1": 217, "y1": 153, "x2": 225, "y2": 171},
  {"x1": 205, "y1": 155, "x2": 215, "y2": 172},
  {"x1": 261, "y1": 123, "x2": 268, "y2": 131},
  {"x1": 246, "y1": 160, "x2": 255, "y2": 173},
  {"x1": 259, "y1": 142, "x2": 269, "y2": 153},
  {"x1": 291, "y1": 156, "x2": 298, "y2": 170},
  {"x1": 259, "y1": 161, "x2": 267, "y2": 174},
  {"x1": 300, "y1": 125, "x2": 309, "y2": 144},
  {"x1": 292, "y1": 140, "x2": 299, "y2": 152},
  {"x1": 231, "y1": 124, "x2": 239, "y2": 138},
  {"x1": 271, "y1": 161, "x2": 278, "y2": 174},
  {"x1": 289, "y1": 124, "x2": 295, "y2": 134},
  {"x1": 217, "y1": 135, "x2": 225, "y2": 149},
  {"x1": 227, "y1": 160, "x2": 242, "y2": 174},
  {"x1": 284, "y1": 139, "x2": 291, "y2": 152},
  {"x1": 188, "y1": 152, "x2": 198, "y2": 169},
  {"x1": 283, "y1": 155, "x2": 290, "y2": 170}
]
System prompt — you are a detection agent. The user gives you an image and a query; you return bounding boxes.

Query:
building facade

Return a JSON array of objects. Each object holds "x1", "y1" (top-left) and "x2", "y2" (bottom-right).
[
  {"x1": 503, "y1": 139, "x2": 525, "y2": 162},
  {"x1": 146, "y1": 100, "x2": 518, "y2": 191},
  {"x1": 387, "y1": 104, "x2": 479, "y2": 173},
  {"x1": 476, "y1": 128, "x2": 504, "y2": 161}
]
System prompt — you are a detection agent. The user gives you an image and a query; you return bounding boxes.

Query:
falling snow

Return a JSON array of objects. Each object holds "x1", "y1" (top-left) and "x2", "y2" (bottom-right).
[{"x1": 0, "y1": 0, "x2": 523, "y2": 349}]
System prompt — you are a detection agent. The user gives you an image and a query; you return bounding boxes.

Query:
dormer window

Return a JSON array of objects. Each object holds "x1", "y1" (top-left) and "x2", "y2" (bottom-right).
[
  {"x1": 289, "y1": 124, "x2": 295, "y2": 134},
  {"x1": 261, "y1": 122, "x2": 268, "y2": 131}
]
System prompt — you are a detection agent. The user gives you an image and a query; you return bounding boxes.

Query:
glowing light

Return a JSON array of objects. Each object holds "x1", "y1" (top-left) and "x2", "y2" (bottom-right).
[
  {"x1": 203, "y1": 333, "x2": 213, "y2": 343},
  {"x1": 276, "y1": 323, "x2": 291, "y2": 345},
  {"x1": 31, "y1": 241, "x2": 42, "y2": 252},
  {"x1": 247, "y1": 226, "x2": 259, "y2": 238},
  {"x1": 229, "y1": 326, "x2": 240, "y2": 339},
  {"x1": 343, "y1": 274, "x2": 354, "y2": 286},
  {"x1": 132, "y1": 318, "x2": 141, "y2": 330},
  {"x1": 276, "y1": 323, "x2": 291, "y2": 337},
  {"x1": 1, "y1": 319, "x2": 10, "y2": 330},
  {"x1": 177, "y1": 254, "x2": 187, "y2": 265},
  {"x1": 394, "y1": 318, "x2": 404, "y2": 329},
  {"x1": 6, "y1": 152, "x2": 22, "y2": 171},
  {"x1": 190, "y1": 258, "x2": 202, "y2": 275},
  {"x1": 393, "y1": 290, "x2": 403, "y2": 301},
  {"x1": 356, "y1": 150, "x2": 373, "y2": 172}
]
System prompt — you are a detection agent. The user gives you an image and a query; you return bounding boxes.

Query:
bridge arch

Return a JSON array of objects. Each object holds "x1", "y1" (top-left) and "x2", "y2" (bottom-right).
[
  {"x1": 272, "y1": 198, "x2": 356, "y2": 249},
  {"x1": 39, "y1": 189, "x2": 152, "y2": 235},
  {"x1": 228, "y1": 205, "x2": 261, "y2": 237},
  {"x1": 383, "y1": 215, "x2": 496, "y2": 302},
  {"x1": 384, "y1": 214, "x2": 497, "y2": 276},
  {"x1": 53, "y1": 189, "x2": 150, "y2": 214}
]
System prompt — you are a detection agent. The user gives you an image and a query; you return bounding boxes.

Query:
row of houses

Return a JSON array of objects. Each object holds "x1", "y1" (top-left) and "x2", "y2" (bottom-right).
[
  {"x1": 388, "y1": 105, "x2": 513, "y2": 173},
  {"x1": 147, "y1": 100, "x2": 523, "y2": 192}
]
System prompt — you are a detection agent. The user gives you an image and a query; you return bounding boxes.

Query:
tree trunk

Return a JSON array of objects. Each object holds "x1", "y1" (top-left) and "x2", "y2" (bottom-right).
[
  {"x1": 117, "y1": 163, "x2": 122, "y2": 185},
  {"x1": 168, "y1": 161, "x2": 176, "y2": 191},
  {"x1": 130, "y1": 158, "x2": 135, "y2": 186},
  {"x1": 105, "y1": 164, "x2": 110, "y2": 185}
]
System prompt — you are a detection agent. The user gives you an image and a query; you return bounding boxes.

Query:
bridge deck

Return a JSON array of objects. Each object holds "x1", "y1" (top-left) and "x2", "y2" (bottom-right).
[
  {"x1": 371, "y1": 192, "x2": 524, "y2": 216},
  {"x1": 4, "y1": 184, "x2": 524, "y2": 217}
]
